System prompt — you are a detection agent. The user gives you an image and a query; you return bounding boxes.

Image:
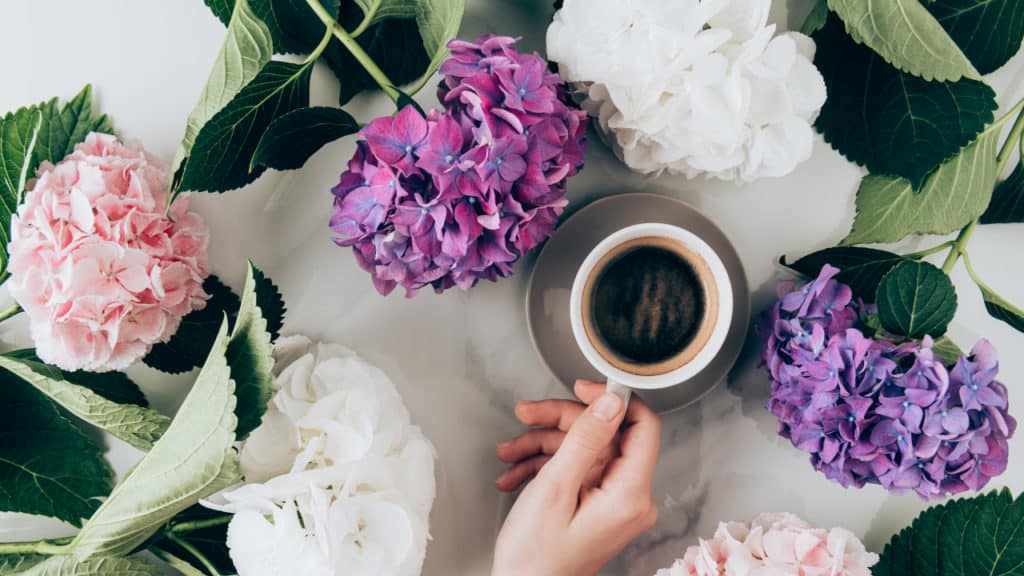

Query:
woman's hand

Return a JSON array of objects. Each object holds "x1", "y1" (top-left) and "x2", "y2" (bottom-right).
[{"x1": 492, "y1": 380, "x2": 662, "y2": 576}]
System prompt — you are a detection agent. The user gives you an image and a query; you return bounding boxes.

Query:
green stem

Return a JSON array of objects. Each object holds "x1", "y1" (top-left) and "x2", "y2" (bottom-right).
[
  {"x1": 0, "y1": 302, "x2": 22, "y2": 323},
  {"x1": 905, "y1": 240, "x2": 954, "y2": 259},
  {"x1": 305, "y1": 0, "x2": 400, "y2": 103},
  {"x1": 0, "y1": 536, "x2": 72, "y2": 555},
  {"x1": 305, "y1": 21, "x2": 335, "y2": 64},
  {"x1": 169, "y1": 515, "x2": 232, "y2": 534},
  {"x1": 996, "y1": 100, "x2": 1024, "y2": 175},
  {"x1": 350, "y1": 0, "x2": 377, "y2": 37},
  {"x1": 166, "y1": 532, "x2": 220, "y2": 576},
  {"x1": 941, "y1": 219, "x2": 978, "y2": 274}
]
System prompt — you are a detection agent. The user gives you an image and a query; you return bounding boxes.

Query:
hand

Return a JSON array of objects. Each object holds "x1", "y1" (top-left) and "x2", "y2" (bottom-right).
[{"x1": 491, "y1": 381, "x2": 662, "y2": 576}]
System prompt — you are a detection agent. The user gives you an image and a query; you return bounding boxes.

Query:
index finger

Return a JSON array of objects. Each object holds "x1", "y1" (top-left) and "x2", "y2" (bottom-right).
[{"x1": 601, "y1": 393, "x2": 661, "y2": 492}]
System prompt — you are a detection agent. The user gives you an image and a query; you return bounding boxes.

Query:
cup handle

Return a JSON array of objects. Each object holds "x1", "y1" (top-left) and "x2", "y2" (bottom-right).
[{"x1": 604, "y1": 378, "x2": 631, "y2": 414}]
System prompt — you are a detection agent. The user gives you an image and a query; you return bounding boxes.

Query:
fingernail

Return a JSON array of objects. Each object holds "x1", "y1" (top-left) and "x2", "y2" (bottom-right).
[{"x1": 592, "y1": 393, "x2": 622, "y2": 422}]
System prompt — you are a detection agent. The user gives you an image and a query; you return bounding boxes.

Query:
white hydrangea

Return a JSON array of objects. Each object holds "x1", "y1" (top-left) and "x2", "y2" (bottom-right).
[
  {"x1": 204, "y1": 335, "x2": 436, "y2": 576},
  {"x1": 547, "y1": 0, "x2": 827, "y2": 182}
]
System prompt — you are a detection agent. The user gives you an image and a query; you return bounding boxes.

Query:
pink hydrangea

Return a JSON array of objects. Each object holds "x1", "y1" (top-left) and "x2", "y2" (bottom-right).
[
  {"x1": 7, "y1": 133, "x2": 210, "y2": 372},
  {"x1": 656, "y1": 513, "x2": 878, "y2": 576}
]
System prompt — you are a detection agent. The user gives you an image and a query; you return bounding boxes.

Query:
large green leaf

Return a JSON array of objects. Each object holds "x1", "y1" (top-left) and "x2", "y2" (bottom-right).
[
  {"x1": 18, "y1": 556, "x2": 156, "y2": 576},
  {"x1": 842, "y1": 120, "x2": 1002, "y2": 246},
  {"x1": 0, "y1": 355, "x2": 168, "y2": 451},
  {"x1": 876, "y1": 260, "x2": 958, "y2": 339},
  {"x1": 227, "y1": 263, "x2": 275, "y2": 439},
  {"x1": 780, "y1": 246, "x2": 905, "y2": 302},
  {"x1": 203, "y1": 0, "x2": 340, "y2": 55},
  {"x1": 813, "y1": 15, "x2": 997, "y2": 189},
  {"x1": 144, "y1": 276, "x2": 240, "y2": 374},
  {"x1": 325, "y1": 7, "x2": 430, "y2": 105},
  {"x1": 352, "y1": 0, "x2": 417, "y2": 30},
  {"x1": 981, "y1": 163, "x2": 1024, "y2": 224},
  {"x1": 174, "y1": 0, "x2": 273, "y2": 177},
  {"x1": 827, "y1": 0, "x2": 980, "y2": 82},
  {"x1": 0, "y1": 86, "x2": 111, "y2": 273},
  {"x1": 977, "y1": 282, "x2": 1024, "y2": 334},
  {"x1": 176, "y1": 60, "x2": 312, "y2": 193},
  {"x1": 0, "y1": 351, "x2": 149, "y2": 408},
  {"x1": 876, "y1": 488, "x2": 1024, "y2": 576},
  {"x1": 252, "y1": 265, "x2": 286, "y2": 341},
  {"x1": 0, "y1": 372, "x2": 111, "y2": 527},
  {"x1": 0, "y1": 555, "x2": 44, "y2": 574},
  {"x1": 153, "y1": 506, "x2": 235, "y2": 576},
  {"x1": 413, "y1": 0, "x2": 465, "y2": 83},
  {"x1": 928, "y1": 0, "x2": 1024, "y2": 75},
  {"x1": 251, "y1": 106, "x2": 359, "y2": 170},
  {"x1": 70, "y1": 319, "x2": 241, "y2": 558}
]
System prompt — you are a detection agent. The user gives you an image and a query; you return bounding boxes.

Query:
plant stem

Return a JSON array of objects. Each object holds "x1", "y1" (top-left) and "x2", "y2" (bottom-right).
[
  {"x1": 905, "y1": 240, "x2": 954, "y2": 259},
  {"x1": 304, "y1": 0, "x2": 400, "y2": 103},
  {"x1": 0, "y1": 302, "x2": 22, "y2": 323},
  {"x1": 169, "y1": 515, "x2": 232, "y2": 534},
  {"x1": 350, "y1": 0, "x2": 377, "y2": 37},
  {"x1": 166, "y1": 532, "x2": 220, "y2": 576},
  {"x1": 996, "y1": 99, "x2": 1024, "y2": 175},
  {"x1": 0, "y1": 536, "x2": 72, "y2": 555},
  {"x1": 941, "y1": 219, "x2": 978, "y2": 274}
]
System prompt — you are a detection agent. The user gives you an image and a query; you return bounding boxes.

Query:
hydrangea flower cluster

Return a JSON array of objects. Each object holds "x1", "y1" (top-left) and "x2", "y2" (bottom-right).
[
  {"x1": 205, "y1": 335, "x2": 436, "y2": 576},
  {"x1": 547, "y1": 0, "x2": 826, "y2": 181},
  {"x1": 7, "y1": 133, "x2": 209, "y2": 372},
  {"x1": 330, "y1": 35, "x2": 587, "y2": 296},
  {"x1": 760, "y1": 265, "x2": 1016, "y2": 499},
  {"x1": 656, "y1": 513, "x2": 877, "y2": 576}
]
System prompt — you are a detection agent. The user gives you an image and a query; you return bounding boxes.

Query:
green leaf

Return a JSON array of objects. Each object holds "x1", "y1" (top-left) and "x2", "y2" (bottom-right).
[
  {"x1": 801, "y1": 0, "x2": 828, "y2": 34},
  {"x1": 927, "y1": 0, "x2": 1024, "y2": 75},
  {"x1": 0, "y1": 372, "x2": 111, "y2": 527},
  {"x1": 877, "y1": 489, "x2": 1024, "y2": 576},
  {"x1": 353, "y1": 0, "x2": 418, "y2": 29},
  {"x1": 0, "y1": 555, "x2": 44, "y2": 574},
  {"x1": 813, "y1": 15, "x2": 997, "y2": 189},
  {"x1": 325, "y1": 8, "x2": 430, "y2": 105},
  {"x1": 148, "y1": 549, "x2": 206, "y2": 576},
  {"x1": 176, "y1": 60, "x2": 312, "y2": 193},
  {"x1": 228, "y1": 263, "x2": 275, "y2": 439},
  {"x1": 251, "y1": 106, "x2": 359, "y2": 170},
  {"x1": 70, "y1": 318, "x2": 241, "y2": 559},
  {"x1": 932, "y1": 336, "x2": 965, "y2": 366},
  {"x1": 780, "y1": 246, "x2": 905, "y2": 302},
  {"x1": 19, "y1": 556, "x2": 156, "y2": 576},
  {"x1": 827, "y1": 0, "x2": 980, "y2": 82},
  {"x1": 174, "y1": 0, "x2": 273, "y2": 178},
  {"x1": 876, "y1": 260, "x2": 958, "y2": 339},
  {"x1": 413, "y1": 0, "x2": 465, "y2": 83},
  {"x1": 980, "y1": 163, "x2": 1024, "y2": 224},
  {"x1": 842, "y1": 119, "x2": 1002, "y2": 246},
  {"x1": 153, "y1": 506, "x2": 235, "y2": 576},
  {"x1": 0, "y1": 355, "x2": 168, "y2": 451},
  {"x1": 203, "y1": 0, "x2": 340, "y2": 55},
  {"x1": 144, "y1": 276, "x2": 240, "y2": 374},
  {"x1": 202, "y1": 0, "x2": 233, "y2": 24},
  {"x1": 252, "y1": 266, "x2": 286, "y2": 341},
  {"x1": 0, "y1": 86, "x2": 112, "y2": 273},
  {"x1": 979, "y1": 283, "x2": 1024, "y2": 333},
  {"x1": 3, "y1": 350, "x2": 148, "y2": 407}
]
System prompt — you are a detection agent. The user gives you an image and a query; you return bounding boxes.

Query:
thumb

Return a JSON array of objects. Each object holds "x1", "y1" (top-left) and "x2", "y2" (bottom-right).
[{"x1": 544, "y1": 393, "x2": 624, "y2": 490}]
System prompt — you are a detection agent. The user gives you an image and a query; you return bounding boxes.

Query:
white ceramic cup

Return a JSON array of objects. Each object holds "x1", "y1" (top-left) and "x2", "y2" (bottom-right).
[{"x1": 570, "y1": 223, "x2": 734, "y2": 407}]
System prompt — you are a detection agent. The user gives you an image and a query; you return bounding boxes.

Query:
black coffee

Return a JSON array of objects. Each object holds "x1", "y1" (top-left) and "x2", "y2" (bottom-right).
[{"x1": 590, "y1": 245, "x2": 705, "y2": 365}]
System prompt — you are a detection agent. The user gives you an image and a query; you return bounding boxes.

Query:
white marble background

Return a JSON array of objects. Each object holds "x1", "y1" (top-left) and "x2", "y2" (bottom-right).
[{"x1": 2, "y1": 1, "x2": 1023, "y2": 575}]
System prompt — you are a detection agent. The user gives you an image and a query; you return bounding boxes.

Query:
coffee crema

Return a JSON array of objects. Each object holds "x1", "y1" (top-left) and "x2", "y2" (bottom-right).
[{"x1": 581, "y1": 237, "x2": 718, "y2": 376}]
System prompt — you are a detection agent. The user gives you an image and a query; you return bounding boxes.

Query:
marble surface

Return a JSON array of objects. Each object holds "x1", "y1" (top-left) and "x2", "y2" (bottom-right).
[{"x1": 2, "y1": 1, "x2": 1024, "y2": 574}]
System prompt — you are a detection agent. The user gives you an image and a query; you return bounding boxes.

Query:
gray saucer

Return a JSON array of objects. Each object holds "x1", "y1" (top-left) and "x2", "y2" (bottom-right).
[{"x1": 525, "y1": 193, "x2": 751, "y2": 414}]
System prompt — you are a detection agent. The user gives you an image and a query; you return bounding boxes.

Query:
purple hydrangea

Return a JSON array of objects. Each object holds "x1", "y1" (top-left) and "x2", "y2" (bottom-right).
[
  {"x1": 330, "y1": 35, "x2": 588, "y2": 296},
  {"x1": 760, "y1": 264, "x2": 1016, "y2": 499}
]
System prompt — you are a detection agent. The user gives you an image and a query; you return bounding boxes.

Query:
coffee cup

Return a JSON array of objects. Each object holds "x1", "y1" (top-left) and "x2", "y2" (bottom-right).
[{"x1": 569, "y1": 223, "x2": 733, "y2": 405}]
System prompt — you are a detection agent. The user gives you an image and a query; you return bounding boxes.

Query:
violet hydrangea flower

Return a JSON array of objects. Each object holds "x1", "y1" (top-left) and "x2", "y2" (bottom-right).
[
  {"x1": 330, "y1": 35, "x2": 587, "y2": 296},
  {"x1": 760, "y1": 265, "x2": 1016, "y2": 499}
]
